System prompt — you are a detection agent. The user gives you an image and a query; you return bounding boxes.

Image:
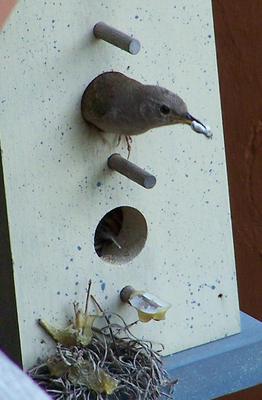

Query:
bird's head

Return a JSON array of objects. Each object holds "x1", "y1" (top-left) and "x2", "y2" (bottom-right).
[{"x1": 141, "y1": 85, "x2": 211, "y2": 138}]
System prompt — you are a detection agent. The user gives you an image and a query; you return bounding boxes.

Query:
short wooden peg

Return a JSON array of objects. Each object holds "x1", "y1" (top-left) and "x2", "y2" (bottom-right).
[
  {"x1": 93, "y1": 22, "x2": 141, "y2": 55},
  {"x1": 108, "y1": 154, "x2": 156, "y2": 189}
]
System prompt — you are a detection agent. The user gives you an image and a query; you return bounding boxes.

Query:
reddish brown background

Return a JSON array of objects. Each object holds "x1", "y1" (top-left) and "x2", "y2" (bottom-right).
[{"x1": 212, "y1": 0, "x2": 262, "y2": 398}]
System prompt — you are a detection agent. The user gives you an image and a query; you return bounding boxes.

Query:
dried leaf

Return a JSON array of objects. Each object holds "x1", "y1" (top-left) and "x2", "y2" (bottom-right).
[
  {"x1": 129, "y1": 291, "x2": 171, "y2": 323},
  {"x1": 39, "y1": 312, "x2": 98, "y2": 347},
  {"x1": 76, "y1": 312, "x2": 97, "y2": 346},
  {"x1": 137, "y1": 310, "x2": 167, "y2": 322},
  {"x1": 75, "y1": 309, "x2": 86, "y2": 330},
  {"x1": 47, "y1": 357, "x2": 69, "y2": 377},
  {"x1": 69, "y1": 360, "x2": 118, "y2": 395},
  {"x1": 39, "y1": 320, "x2": 78, "y2": 346}
]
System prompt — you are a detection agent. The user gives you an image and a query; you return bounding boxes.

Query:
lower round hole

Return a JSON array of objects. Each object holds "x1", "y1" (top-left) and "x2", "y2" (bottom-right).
[{"x1": 94, "y1": 206, "x2": 147, "y2": 264}]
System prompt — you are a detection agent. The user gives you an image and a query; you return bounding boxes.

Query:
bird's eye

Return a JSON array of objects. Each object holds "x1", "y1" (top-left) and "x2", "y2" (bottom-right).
[{"x1": 160, "y1": 105, "x2": 170, "y2": 115}]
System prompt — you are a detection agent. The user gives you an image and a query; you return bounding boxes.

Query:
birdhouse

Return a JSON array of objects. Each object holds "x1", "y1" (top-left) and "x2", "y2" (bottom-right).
[{"x1": 0, "y1": 0, "x2": 240, "y2": 369}]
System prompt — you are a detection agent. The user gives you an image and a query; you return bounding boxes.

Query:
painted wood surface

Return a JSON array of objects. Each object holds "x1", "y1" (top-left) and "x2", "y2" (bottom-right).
[{"x1": 0, "y1": 0, "x2": 240, "y2": 368}]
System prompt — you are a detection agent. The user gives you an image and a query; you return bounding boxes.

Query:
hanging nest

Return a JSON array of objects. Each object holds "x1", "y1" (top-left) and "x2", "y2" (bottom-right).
[{"x1": 28, "y1": 282, "x2": 176, "y2": 399}]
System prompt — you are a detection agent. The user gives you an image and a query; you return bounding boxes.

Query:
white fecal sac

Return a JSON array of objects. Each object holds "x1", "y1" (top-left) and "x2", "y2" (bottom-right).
[{"x1": 191, "y1": 121, "x2": 212, "y2": 138}]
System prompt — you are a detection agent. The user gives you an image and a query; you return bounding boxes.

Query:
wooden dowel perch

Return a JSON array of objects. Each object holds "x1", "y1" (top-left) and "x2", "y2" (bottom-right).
[
  {"x1": 108, "y1": 154, "x2": 156, "y2": 189},
  {"x1": 93, "y1": 22, "x2": 141, "y2": 55}
]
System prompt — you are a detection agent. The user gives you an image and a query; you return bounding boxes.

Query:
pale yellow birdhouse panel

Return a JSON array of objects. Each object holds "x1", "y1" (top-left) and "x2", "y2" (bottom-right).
[{"x1": 0, "y1": 0, "x2": 240, "y2": 368}]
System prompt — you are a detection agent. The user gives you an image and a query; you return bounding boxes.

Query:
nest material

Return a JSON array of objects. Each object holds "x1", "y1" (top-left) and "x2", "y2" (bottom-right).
[{"x1": 29, "y1": 312, "x2": 176, "y2": 400}]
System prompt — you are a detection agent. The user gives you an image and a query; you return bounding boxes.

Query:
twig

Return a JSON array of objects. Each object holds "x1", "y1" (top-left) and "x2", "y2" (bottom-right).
[
  {"x1": 91, "y1": 295, "x2": 117, "y2": 351},
  {"x1": 85, "y1": 279, "x2": 92, "y2": 314}
]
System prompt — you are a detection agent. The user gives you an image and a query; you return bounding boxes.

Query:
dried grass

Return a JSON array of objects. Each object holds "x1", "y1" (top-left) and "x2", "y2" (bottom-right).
[{"x1": 28, "y1": 286, "x2": 176, "y2": 399}]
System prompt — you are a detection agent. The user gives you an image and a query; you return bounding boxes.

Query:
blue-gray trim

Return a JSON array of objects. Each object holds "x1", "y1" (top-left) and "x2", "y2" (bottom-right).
[{"x1": 164, "y1": 312, "x2": 262, "y2": 399}]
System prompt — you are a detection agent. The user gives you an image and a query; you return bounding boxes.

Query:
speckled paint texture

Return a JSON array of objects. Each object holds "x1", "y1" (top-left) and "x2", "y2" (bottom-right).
[{"x1": 0, "y1": 0, "x2": 240, "y2": 368}]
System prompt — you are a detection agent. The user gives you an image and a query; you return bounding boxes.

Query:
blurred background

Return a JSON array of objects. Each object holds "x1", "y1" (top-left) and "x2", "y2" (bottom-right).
[{"x1": 213, "y1": 0, "x2": 262, "y2": 398}]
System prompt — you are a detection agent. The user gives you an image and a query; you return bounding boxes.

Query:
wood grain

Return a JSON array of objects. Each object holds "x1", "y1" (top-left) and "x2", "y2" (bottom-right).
[{"x1": 213, "y1": 0, "x2": 262, "y2": 397}]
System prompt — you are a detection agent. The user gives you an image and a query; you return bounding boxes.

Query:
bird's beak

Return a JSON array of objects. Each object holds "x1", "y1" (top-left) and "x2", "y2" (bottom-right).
[
  {"x1": 184, "y1": 112, "x2": 206, "y2": 128},
  {"x1": 184, "y1": 112, "x2": 212, "y2": 139}
]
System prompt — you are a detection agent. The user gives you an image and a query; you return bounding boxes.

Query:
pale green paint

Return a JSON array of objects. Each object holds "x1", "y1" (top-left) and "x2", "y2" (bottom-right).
[{"x1": 0, "y1": 0, "x2": 240, "y2": 368}]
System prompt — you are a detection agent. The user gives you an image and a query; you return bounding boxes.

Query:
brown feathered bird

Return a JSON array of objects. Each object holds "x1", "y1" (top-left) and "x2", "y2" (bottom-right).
[{"x1": 81, "y1": 71, "x2": 211, "y2": 156}]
